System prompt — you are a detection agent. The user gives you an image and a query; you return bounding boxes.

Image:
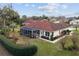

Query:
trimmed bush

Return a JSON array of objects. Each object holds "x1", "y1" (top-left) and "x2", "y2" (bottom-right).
[{"x1": 0, "y1": 35, "x2": 37, "y2": 56}]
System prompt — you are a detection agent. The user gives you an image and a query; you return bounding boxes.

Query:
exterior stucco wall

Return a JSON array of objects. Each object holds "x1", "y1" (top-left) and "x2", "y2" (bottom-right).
[
  {"x1": 53, "y1": 30, "x2": 60, "y2": 37},
  {"x1": 39, "y1": 26, "x2": 74, "y2": 39},
  {"x1": 53, "y1": 26, "x2": 73, "y2": 37}
]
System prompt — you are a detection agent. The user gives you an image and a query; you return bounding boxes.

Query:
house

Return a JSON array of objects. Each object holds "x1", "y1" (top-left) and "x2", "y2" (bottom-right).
[
  {"x1": 20, "y1": 19, "x2": 73, "y2": 40},
  {"x1": 70, "y1": 19, "x2": 79, "y2": 29},
  {"x1": 70, "y1": 19, "x2": 79, "y2": 25}
]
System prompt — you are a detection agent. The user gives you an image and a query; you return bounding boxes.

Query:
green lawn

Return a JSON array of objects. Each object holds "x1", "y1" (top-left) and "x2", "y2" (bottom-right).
[
  {"x1": 12, "y1": 27, "x2": 79, "y2": 56},
  {"x1": 29, "y1": 38, "x2": 79, "y2": 56},
  {"x1": 28, "y1": 29, "x2": 79, "y2": 56}
]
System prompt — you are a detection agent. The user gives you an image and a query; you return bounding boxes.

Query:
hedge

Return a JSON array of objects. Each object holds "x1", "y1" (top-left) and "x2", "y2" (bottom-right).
[{"x1": 0, "y1": 35, "x2": 37, "y2": 56}]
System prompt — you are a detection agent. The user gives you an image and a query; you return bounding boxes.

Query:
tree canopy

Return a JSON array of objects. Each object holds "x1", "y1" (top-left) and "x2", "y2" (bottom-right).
[{"x1": 0, "y1": 6, "x2": 20, "y2": 27}]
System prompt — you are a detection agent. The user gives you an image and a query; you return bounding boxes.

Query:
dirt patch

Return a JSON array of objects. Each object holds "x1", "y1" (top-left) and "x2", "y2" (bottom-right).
[{"x1": 0, "y1": 43, "x2": 12, "y2": 56}]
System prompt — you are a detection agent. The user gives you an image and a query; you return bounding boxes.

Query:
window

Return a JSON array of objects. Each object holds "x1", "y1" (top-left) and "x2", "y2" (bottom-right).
[
  {"x1": 25, "y1": 30, "x2": 28, "y2": 34},
  {"x1": 28, "y1": 30, "x2": 31, "y2": 34},
  {"x1": 37, "y1": 30, "x2": 40, "y2": 34},
  {"x1": 45, "y1": 32, "x2": 49, "y2": 36},
  {"x1": 51, "y1": 32, "x2": 53, "y2": 36}
]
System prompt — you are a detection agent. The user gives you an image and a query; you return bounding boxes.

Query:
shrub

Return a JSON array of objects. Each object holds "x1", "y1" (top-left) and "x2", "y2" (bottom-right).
[
  {"x1": 0, "y1": 28, "x2": 10, "y2": 36},
  {"x1": 0, "y1": 35, "x2": 37, "y2": 56},
  {"x1": 60, "y1": 39, "x2": 65, "y2": 49},
  {"x1": 71, "y1": 32, "x2": 79, "y2": 50}
]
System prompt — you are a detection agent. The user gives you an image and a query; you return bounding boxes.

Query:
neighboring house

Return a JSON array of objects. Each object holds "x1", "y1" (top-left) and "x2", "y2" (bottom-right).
[
  {"x1": 53, "y1": 20, "x2": 60, "y2": 23},
  {"x1": 70, "y1": 19, "x2": 79, "y2": 25},
  {"x1": 70, "y1": 19, "x2": 79, "y2": 29},
  {"x1": 20, "y1": 20, "x2": 73, "y2": 40}
]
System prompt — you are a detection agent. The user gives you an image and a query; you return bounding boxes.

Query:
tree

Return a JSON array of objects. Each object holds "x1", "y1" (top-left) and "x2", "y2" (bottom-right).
[
  {"x1": 71, "y1": 32, "x2": 79, "y2": 49},
  {"x1": 22, "y1": 15, "x2": 27, "y2": 20},
  {"x1": 60, "y1": 39, "x2": 66, "y2": 49},
  {"x1": 75, "y1": 22, "x2": 79, "y2": 31},
  {"x1": 1, "y1": 6, "x2": 8, "y2": 28},
  {"x1": 59, "y1": 36, "x2": 69, "y2": 50},
  {"x1": 18, "y1": 15, "x2": 27, "y2": 26},
  {"x1": 31, "y1": 16, "x2": 39, "y2": 20},
  {"x1": 21, "y1": 15, "x2": 27, "y2": 22},
  {"x1": 0, "y1": 6, "x2": 20, "y2": 28},
  {"x1": 10, "y1": 22, "x2": 16, "y2": 32},
  {"x1": 11, "y1": 11, "x2": 20, "y2": 24},
  {"x1": 42, "y1": 15, "x2": 48, "y2": 19}
]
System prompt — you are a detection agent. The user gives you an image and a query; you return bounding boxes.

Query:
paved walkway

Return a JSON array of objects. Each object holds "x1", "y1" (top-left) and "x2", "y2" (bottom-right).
[
  {"x1": 40, "y1": 35, "x2": 66, "y2": 44},
  {"x1": 0, "y1": 43, "x2": 12, "y2": 56}
]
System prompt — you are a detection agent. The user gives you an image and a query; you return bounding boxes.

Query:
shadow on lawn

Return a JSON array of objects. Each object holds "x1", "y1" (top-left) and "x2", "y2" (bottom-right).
[{"x1": 64, "y1": 46, "x2": 79, "y2": 51}]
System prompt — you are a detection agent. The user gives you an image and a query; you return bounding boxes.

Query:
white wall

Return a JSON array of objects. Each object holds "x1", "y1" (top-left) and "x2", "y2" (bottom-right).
[
  {"x1": 39, "y1": 26, "x2": 74, "y2": 39},
  {"x1": 53, "y1": 26, "x2": 74, "y2": 37},
  {"x1": 53, "y1": 30, "x2": 60, "y2": 37},
  {"x1": 39, "y1": 30, "x2": 43, "y2": 37},
  {"x1": 39, "y1": 30, "x2": 46, "y2": 37},
  {"x1": 70, "y1": 19, "x2": 79, "y2": 25}
]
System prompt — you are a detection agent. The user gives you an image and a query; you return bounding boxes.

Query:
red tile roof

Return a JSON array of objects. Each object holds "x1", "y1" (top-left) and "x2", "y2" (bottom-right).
[{"x1": 22, "y1": 20, "x2": 70, "y2": 32}]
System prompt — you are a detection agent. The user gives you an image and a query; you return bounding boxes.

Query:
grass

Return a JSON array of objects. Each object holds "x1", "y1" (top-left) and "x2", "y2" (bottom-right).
[
  {"x1": 30, "y1": 39, "x2": 57, "y2": 56},
  {"x1": 8, "y1": 27, "x2": 79, "y2": 56},
  {"x1": 28, "y1": 29, "x2": 79, "y2": 56},
  {"x1": 9, "y1": 32, "x2": 73, "y2": 56},
  {"x1": 29, "y1": 38, "x2": 78, "y2": 56}
]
